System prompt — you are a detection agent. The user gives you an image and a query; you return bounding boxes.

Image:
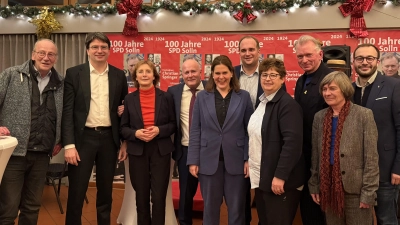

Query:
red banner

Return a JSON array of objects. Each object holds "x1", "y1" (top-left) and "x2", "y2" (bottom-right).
[{"x1": 107, "y1": 30, "x2": 400, "y2": 96}]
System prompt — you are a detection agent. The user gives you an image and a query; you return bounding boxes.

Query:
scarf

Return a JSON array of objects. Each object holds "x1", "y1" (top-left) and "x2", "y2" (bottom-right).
[{"x1": 319, "y1": 100, "x2": 351, "y2": 217}]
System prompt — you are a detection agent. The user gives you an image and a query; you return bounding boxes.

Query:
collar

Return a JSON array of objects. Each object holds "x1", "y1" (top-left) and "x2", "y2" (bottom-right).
[
  {"x1": 259, "y1": 88, "x2": 280, "y2": 102},
  {"x1": 355, "y1": 70, "x2": 378, "y2": 88},
  {"x1": 240, "y1": 64, "x2": 259, "y2": 77},
  {"x1": 183, "y1": 82, "x2": 204, "y2": 92},
  {"x1": 89, "y1": 62, "x2": 109, "y2": 75}
]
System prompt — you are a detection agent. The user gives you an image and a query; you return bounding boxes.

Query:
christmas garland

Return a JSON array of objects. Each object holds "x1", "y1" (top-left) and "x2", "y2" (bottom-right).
[{"x1": 0, "y1": 0, "x2": 398, "y2": 19}]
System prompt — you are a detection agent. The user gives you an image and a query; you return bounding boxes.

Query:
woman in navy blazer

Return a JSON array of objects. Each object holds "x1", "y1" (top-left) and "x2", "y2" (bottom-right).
[{"x1": 187, "y1": 55, "x2": 254, "y2": 225}]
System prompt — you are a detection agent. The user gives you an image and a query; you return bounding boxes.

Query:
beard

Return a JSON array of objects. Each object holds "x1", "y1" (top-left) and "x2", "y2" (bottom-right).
[{"x1": 355, "y1": 65, "x2": 378, "y2": 78}]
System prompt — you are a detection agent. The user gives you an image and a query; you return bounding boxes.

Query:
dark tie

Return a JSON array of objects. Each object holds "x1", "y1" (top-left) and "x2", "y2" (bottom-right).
[{"x1": 189, "y1": 89, "x2": 197, "y2": 131}]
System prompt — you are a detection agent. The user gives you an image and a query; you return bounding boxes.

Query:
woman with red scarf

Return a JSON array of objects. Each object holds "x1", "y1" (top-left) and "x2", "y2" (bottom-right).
[{"x1": 308, "y1": 71, "x2": 379, "y2": 224}]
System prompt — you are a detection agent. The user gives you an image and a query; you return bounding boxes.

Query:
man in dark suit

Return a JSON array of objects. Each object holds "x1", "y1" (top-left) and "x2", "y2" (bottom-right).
[
  {"x1": 167, "y1": 57, "x2": 206, "y2": 225},
  {"x1": 62, "y1": 32, "x2": 128, "y2": 225},
  {"x1": 352, "y1": 44, "x2": 400, "y2": 225},
  {"x1": 294, "y1": 35, "x2": 332, "y2": 225}
]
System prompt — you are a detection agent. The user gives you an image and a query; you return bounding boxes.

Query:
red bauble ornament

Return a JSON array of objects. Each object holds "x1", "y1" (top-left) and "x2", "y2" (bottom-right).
[
  {"x1": 272, "y1": 9, "x2": 276, "y2": 13},
  {"x1": 261, "y1": 10, "x2": 265, "y2": 13},
  {"x1": 190, "y1": 12, "x2": 193, "y2": 15}
]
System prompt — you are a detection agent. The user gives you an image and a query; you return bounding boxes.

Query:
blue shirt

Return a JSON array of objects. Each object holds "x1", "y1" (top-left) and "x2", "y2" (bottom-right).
[{"x1": 330, "y1": 116, "x2": 339, "y2": 165}]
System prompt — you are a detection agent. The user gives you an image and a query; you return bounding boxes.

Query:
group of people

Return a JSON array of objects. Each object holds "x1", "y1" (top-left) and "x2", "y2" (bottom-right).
[{"x1": 0, "y1": 32, "x2": 399, "y2": 225}]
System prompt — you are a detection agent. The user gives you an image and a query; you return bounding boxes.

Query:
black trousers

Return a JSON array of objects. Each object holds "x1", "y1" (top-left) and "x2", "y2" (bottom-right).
[
  {"x1": 129, "y1": 140, "x2": 171, "y2": 225},
  {"x1": 177, "y1": 146, "x2": 199, "y2": 225},
  {"x1": 300, "y1": 184, "x2": 326, "y2": 225},
  {"x1": 65, "y1": 129, "x2": 117, "y2": 225},
  {"x1": 255, "y1": 188, "x2": 301, "y2": 225},
  {"x1": 0, "y1": 152, "x2": 49, "y2": 225}
]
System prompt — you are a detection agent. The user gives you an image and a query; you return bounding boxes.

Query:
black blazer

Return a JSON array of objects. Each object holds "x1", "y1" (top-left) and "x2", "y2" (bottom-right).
[
  {"x1": 353, "y1": 73, "x2": 400, "y2": 182},
  {"x1": 167, "y1": 80, "x2": 207, "y2": 161},
  {"x1": 258, "y1": 88, "x2": 305, "y2": 192},
  {"x1": 294, "y1": 62, "x2": 332, "y2": 169},
  {"x1": 120, "y1": 88, "x2": 176, "y2": 156},
  {"x1": 234, "y1": 65, "x2": 286, "y2": 108},
  {"x1": 62, "y1": 63, "x2": 128, "y2": 150}
]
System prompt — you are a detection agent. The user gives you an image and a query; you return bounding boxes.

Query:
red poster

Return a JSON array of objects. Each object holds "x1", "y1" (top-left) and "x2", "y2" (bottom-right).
[{"x1": 107, "y1": 30, "x2": 400, "y2": 96}]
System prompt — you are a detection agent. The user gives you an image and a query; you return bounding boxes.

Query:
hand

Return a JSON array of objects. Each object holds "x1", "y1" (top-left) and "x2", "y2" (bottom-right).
[
  {"x1": 391, "y1": 173, "x2": 400, "y2": 185},
  {"x1": 118, "y1": 101, "x2": 124, "y2": 117},
  {"x1": 244, "y1": 161, "x2": 249, "y2": 178},
  {"x1": 118, "y1": 141, "x2": 128, "y2": 162},
  {"x1": 0, "y1": 127, "x2": 10, "y2": 136},
  {"x1": 311, "y1": 193, "x2": 320, "y2": 205},
  {"x1": 52, "y1": 144, "x2": 63, "y2": 157},
  {"x1": 135, "y1": 129, "x2": 153, "y2": 142},
  {"x1": 360, "y1": 202, "x2": 370, "y2": 208},
  {"x1": 65, "y1": 147, "x2": 80, "y2": 166},
  {"x1": 189, "y1": 165, "x2": 199, "y2": 178},
  {"x1": 271, "y1": 177, "x2": 285, "y2": 195},
  {"x1": 144, "y1": 126, "x2": 159, "y2": 140}
]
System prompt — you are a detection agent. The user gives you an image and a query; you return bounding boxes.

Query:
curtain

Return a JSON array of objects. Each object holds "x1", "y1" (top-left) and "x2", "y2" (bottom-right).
[{"x1": 0, "y1": 33, "x2": 87, "y2": 76}]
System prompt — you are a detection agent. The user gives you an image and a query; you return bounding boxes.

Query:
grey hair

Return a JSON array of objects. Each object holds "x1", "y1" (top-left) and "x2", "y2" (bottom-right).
[
  {"x1": 294, "y1": 35, "x2": 322, "y2": 51},
  {"x1": 381, "y1": 52, "x2": 400, "y2": 63}
]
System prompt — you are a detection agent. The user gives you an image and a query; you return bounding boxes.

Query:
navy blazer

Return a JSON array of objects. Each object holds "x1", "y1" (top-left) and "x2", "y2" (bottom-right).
[
  {"x1": 187, "y1": 89, "x2": 254, "y2": 175},
  {"x1": 234, "y1": 65, "x2": 286, "y2": 108},
  {"x1": 120, "y1": 88, "x2": 176, "y2": 156},
  {"x1": 62, "y1": 62, "x2": 128, "y2": 150},
  {"x1": 353, "y1": 72, "x2": 400, "y2": 182},
  {"x1": 167, "y1": 81, "x2": 208, "y2": 161},
  {"x1": 258, "y1": 88, "x2": 305, "y2": 192}
]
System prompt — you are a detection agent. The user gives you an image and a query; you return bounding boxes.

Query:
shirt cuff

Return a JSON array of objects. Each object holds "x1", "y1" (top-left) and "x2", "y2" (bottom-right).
[{"x1": 64, "y1": 144, "x2": 76, "y2": 150}]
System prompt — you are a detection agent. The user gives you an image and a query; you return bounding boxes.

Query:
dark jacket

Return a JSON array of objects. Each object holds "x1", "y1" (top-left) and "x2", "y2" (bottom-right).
[
  {"x1": 62, "y1": 62, "x2": 128, "y2": 150},
  {"x1": 120, "y1": 88, "x2": 176, "y2": 156},
  {"x1": 294, "y1": 62, "x2": 333, "y2": 171},
  {"x1": 258, "y1": 88, "x2": 305, "y2": 192}
]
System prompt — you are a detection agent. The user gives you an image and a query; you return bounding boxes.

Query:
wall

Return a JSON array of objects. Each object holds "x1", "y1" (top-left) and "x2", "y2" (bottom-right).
[{"x1": 0, "y1": 3, "x2": 399, "y2": 34}]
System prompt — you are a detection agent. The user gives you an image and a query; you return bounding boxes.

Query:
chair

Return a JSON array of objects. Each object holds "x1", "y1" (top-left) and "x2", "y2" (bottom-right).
[{"x1": 46, "y1": 162, "x2": 89, "y2": 214}]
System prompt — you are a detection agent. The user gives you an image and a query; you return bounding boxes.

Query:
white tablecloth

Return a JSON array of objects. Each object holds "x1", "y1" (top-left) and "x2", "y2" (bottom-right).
[{"x1": 0, "y1": 136, "x2": 18, "y2": 184}]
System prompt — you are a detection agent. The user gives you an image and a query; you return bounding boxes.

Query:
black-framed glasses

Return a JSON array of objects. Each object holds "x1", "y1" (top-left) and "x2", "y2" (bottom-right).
[
  {"x1": 260, "y1": 73, "x2": 280, "y2": 80},
  {"x1": 33, "y1": 51, "x2": 57, "y2": 60},
  {"x1": 354, "y1": 56, "x2": 377, "y2": 63}
]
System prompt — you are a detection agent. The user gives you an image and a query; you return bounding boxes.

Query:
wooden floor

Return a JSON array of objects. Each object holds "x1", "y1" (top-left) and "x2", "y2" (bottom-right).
[{"x1": 19, "y1": 184, "x2": 305, "y2": 225}]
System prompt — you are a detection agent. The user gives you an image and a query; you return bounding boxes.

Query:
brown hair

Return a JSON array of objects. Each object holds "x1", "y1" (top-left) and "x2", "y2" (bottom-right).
[
  {"x1": 205, "y1": 55, "x2": 240, "y2": 92},
  {"x1": 319, "y1": 71, "x2": 354, "y2": 100},
  {"x1": 259, "y1": 58, "x2": 287, "y2": 78},
  {"x1": 132, "y1": 60, "x2": 160, "y2": 88}
]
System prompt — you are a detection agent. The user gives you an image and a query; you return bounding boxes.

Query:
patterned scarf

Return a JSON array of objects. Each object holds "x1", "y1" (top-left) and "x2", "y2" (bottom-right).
[{"x1": 319, "y1": 100, "x2": 351, "y2": 217}]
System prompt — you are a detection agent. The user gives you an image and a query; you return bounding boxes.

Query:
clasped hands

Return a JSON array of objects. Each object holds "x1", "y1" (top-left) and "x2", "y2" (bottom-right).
[{"x1": 135, "y1": 126, "x2": 159, "y2": 142}]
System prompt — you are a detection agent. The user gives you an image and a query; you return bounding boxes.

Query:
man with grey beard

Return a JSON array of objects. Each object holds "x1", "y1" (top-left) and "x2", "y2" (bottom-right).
[{"x1": 352, "y1": 44, "x2": 400, "y2": 225}]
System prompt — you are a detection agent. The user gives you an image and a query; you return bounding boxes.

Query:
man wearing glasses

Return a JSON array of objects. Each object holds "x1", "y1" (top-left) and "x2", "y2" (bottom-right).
[
  {"x1": 0, "y1": 39, "x2": 64, "y2": 224},
  {"x1": 62, "y1": 32, "x2": 128, "y2": 225},
  {"x1": 293, "y1": 35, "x2": 333, "y2": 225},
  {"x1": 352, "y1": 44, "x2": 400, "y2": 225}
]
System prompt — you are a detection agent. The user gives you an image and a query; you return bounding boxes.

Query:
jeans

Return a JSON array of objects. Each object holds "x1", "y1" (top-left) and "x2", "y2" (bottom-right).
[
  {"x1": 375, "y1": 182, "x2": 400, "y2": 225},
  {"x1": 0, "y1": 151, "x2": 50, "y2": 225}
]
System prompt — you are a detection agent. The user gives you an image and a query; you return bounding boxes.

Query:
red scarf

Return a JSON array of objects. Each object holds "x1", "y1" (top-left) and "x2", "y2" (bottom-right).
[{"x1": 319, "y1": 100, "x2": 351, "y2": 217}]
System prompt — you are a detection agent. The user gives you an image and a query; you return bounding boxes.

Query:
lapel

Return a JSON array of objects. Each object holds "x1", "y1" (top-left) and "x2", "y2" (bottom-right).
[
  {"x1": 80, "y1": 63, "x2": 91, "y2": 113},
  {"x1": 176, "y1": 83, "x2": 185, "y2": 128},
  {"x1": 205, "y1": 91, "x2": 221, "y2": 131},
  {"x1": 132, "y1": 90, "x2": 144, "y2": 125},
  {"x1": 262, "y1": 88, "x2": 285, "y2": 132},
  {"x1": 366, "y1": 72, "x2": 385, "y2": 109},
  {"x1": 222, "y1": 91, "x2": 241, "y2": 130},
  {"x1": 108, "y1": 66, "x2": 117, "y2": 110},
  {"x1": 154, "y1": 88, "x2": 162, "y2": 124}
]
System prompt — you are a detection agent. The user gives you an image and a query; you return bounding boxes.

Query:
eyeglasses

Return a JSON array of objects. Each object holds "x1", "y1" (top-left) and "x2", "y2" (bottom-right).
[
  {"x1": 354, "y1": 56, "x2": 377, "y2": 63},
  {"x1": 260, "y1": 73, "x2": 280, "y2": 80},
  {"x1": 34, "y1": 51, "x2": 57, "y2": 60},
  {"x1": 89, "y1": 45, "x2": 109, "y2": 51}
]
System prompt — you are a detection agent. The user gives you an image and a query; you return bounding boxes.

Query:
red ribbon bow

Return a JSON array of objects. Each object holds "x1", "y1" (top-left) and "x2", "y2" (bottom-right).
[
  {"x1": 339, "y1": 0, "x2": 375, "y2": 38},
  {"x1": 117, "y1": 0, "x2": 143, "y2": 36}
]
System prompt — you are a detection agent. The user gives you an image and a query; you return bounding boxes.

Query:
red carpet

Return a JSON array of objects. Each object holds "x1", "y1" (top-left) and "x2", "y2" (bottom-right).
[{"x1": 172, "y1": 180, "x2": 204, "y2": 211}]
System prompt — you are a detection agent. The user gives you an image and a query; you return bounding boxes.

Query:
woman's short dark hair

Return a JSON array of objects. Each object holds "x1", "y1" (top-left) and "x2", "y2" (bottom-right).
[
  {"x1": 85, "y1": 32, "x2": 111, "y2": 49},
  {"x1": 259, "y1": 58, "x2": 287, "y2": 78},
  {"x1": 205, "y1": 55, "x2": 240, "y2": 92},
  {"x1": 132, "y1": 60, "x2": 160, "y2": 88}
]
